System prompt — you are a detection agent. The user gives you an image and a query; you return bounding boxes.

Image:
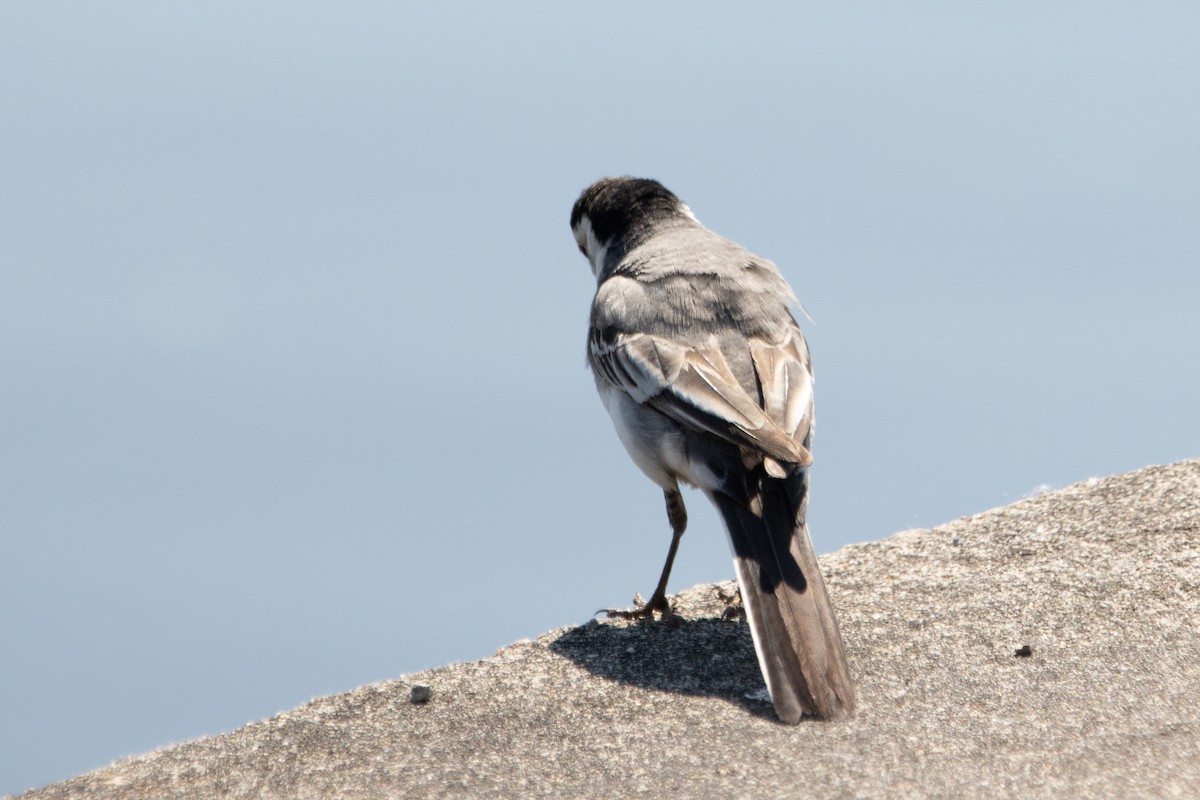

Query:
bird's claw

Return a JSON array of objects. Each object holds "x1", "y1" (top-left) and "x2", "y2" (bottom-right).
[{"x1": 598, "y1": 592, "x2": 675, "y2": 620}]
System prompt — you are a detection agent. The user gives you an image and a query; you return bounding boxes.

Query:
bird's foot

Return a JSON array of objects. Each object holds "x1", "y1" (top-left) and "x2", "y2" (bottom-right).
[
  {"x1": 599, "y1": 591, "x2": 675, "y2": 620},
  {"x1": 716, "y1": 585, "x2": 744, "y2": 620}
]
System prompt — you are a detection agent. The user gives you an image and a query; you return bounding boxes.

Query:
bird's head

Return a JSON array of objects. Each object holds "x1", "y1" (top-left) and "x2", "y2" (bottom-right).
[{"x1": 570, "y1": 177, "x2": 696, "y2": 278}]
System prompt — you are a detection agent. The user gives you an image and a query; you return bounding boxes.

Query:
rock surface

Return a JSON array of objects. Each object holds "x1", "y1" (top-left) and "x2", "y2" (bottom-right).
[{"x1": 14, "y1": 460, "x2": 1200, "y2": 799}]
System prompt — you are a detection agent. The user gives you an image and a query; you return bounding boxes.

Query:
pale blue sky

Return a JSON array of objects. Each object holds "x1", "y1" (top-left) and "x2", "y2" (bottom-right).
[{"x1": 3, "y1": 3, "x2": 1198, "y2": 793}]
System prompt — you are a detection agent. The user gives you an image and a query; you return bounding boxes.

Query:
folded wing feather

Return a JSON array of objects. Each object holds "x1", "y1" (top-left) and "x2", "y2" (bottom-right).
[{"x1": 592, "y1": 330, "x2": 812, "y2": 468}]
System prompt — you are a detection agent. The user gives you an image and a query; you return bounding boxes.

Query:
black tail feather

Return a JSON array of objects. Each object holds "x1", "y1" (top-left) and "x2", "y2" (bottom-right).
[{"x1": 711, "y1": 472, "x2": 855, "y2": 722}]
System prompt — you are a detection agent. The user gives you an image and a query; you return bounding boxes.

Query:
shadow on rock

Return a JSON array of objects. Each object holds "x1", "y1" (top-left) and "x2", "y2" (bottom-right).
[{"x1": 548, "y1": 616, "x2": 776, "y2": 719}]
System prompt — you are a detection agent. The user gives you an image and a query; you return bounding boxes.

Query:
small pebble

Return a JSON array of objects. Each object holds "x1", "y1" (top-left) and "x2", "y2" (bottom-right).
[{"x1": 410, "y1": 683, "x2": 433, "y2": 704}]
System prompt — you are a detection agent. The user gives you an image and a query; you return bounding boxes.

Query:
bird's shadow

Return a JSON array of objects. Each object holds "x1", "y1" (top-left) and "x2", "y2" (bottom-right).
[{"x1": 548, "y1": 614, "x2": 779, "y2": 720}]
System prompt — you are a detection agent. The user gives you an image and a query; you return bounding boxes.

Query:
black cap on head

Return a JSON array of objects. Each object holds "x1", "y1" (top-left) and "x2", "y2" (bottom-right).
[{"x1": 570, "y1": 177, "x2": 685, "y2": 245}]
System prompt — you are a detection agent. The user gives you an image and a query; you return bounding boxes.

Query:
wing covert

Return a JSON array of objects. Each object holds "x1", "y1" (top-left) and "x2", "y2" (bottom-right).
[{"x1": 589, "y1": 326, "x2": 812, "y2": 467}]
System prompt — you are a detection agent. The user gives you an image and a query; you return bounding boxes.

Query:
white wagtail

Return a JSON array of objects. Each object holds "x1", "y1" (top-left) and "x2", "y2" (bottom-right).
[{"x1": 571, "y1": 177, "x2": 856, "y2": 722}]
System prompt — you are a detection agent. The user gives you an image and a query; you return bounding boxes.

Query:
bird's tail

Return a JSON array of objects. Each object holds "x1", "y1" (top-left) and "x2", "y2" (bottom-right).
[{"x1": 711, "y1": 471, "x2": 856, "y2": 722}]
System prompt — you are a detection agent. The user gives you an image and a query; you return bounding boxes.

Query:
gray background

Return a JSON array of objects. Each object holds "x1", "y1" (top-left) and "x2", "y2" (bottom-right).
[{"x1": 2, "y1": 2, "x2": 1197, "y2": 794}]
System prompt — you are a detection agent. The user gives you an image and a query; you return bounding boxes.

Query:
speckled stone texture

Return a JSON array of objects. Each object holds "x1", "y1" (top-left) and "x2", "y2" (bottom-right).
[{"x1": 14, "y1": 459, "x2": 1200, "y2": 799}]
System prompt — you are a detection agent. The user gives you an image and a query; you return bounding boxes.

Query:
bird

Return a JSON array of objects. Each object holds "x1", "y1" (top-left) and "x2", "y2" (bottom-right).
[{"x1": 570, "y1": 176, "x2": 856, "y2": 722}]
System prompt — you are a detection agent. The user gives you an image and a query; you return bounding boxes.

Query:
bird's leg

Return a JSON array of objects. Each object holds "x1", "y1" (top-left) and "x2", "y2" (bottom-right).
[
  {"x1": 601, "y1": 489, "x2": 688, "y2": 620},
  {"x1": 643, "y1": 488, "x2": 688, "y2": 614}
]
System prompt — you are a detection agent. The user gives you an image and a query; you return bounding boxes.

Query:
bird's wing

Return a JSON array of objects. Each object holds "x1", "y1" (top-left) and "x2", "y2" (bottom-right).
[
  {"x1": 745, "y1": 326, "x2": 814, "y2": 445},
  {"x1": 589, "y1": 325, "x2": 813, "y2": 467}
]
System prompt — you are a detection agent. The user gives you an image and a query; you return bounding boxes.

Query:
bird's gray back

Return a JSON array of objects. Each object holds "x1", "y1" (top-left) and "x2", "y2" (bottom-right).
[{"x1": 592, "y1": 226, "x2": 798, "y2": 341}]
